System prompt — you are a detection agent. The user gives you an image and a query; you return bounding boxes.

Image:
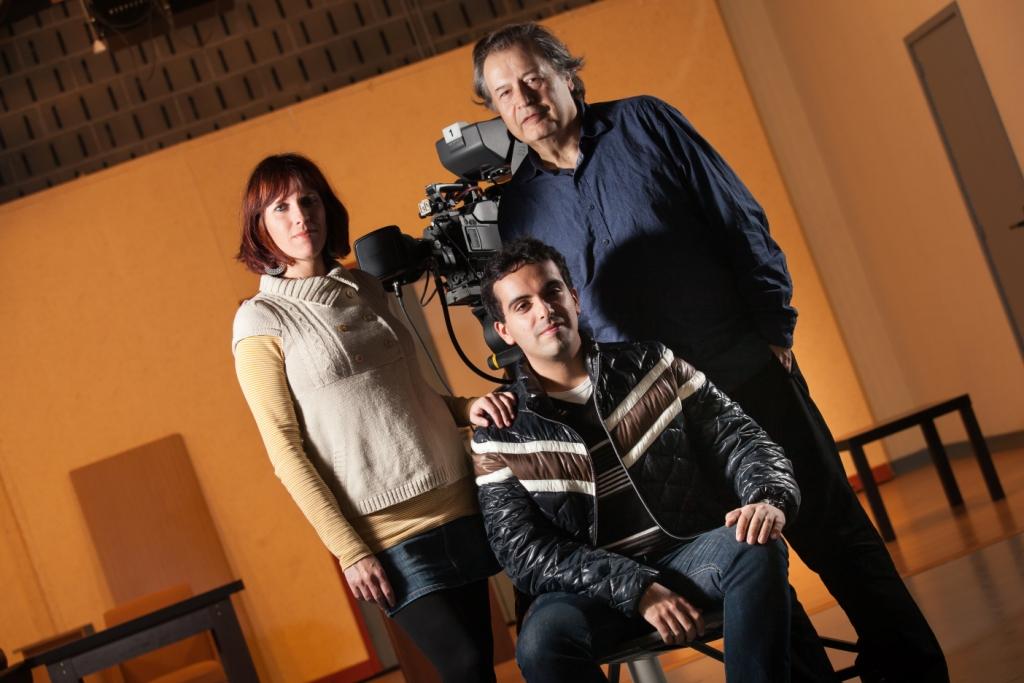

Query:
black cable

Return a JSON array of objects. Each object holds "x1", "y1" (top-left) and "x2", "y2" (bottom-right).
[
  {"x1": 432, "y1": 273, "x2": 505, "y2": 384},
  {"x1": 419, "y1": 272, "x2": 438, "y2": 306},
  {"x1": 418, "y1": 273, "x2": 431, "y2": 305},
  {"x1": 392, "y1": 280, "x2": 454, "y2": 395}
]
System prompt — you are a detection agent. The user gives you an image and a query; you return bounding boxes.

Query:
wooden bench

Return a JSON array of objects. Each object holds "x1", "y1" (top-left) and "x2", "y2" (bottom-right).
[{"x1": 835, "y1": 394, "x2": 1005, "y2": 542}]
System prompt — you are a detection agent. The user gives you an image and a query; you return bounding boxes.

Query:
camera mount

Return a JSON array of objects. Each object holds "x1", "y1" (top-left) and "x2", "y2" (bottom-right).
[{"x1": 354, "y1": 118, "x2": 527, "y2": 383}]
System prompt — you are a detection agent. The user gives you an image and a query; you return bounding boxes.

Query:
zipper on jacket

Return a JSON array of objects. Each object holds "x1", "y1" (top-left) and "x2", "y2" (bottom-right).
[{"x1": 590, "y1": 352, "x2": 699, "y2": 545}]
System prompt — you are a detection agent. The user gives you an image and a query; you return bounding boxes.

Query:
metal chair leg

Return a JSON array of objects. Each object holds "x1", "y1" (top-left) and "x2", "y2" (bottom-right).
[{"x1": 626, "y1": 657, "x2": 669, "y2": 683}]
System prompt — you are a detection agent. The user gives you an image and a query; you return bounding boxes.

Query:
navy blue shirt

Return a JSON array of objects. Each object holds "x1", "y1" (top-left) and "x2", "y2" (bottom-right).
[{"x1": 498, "y1": 96, "x2": 797, "y2": 391}]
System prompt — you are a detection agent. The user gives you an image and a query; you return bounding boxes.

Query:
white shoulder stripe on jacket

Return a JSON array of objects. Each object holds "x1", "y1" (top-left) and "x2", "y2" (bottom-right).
[
  {"x1": 520, "y1": 479, "x2": 596, "y2": 496},
  {"x1": 617, "y1": 371, "x2": 706, "y2": 469},
  {"x1": 474, "y1": 470, "x2": 596, "y2": 497},
  {"x1": 603, "y1": 347, "x2": 675, "y2": 431},
  {"x1": 621, "y1": 398, "x2": 683, "y2": 468},
  {"x1": 471, "y1": 439, "x2": 589, "y2": 456},
  {"x1": 476, "y1": 467, "x2": 513, "y2": 485},
  {"x1": 677, "y1": 370, "x2": 707, "y2": 401}
]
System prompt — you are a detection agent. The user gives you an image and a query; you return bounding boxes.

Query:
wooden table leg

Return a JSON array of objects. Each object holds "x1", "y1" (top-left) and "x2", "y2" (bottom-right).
[
  {"x1": 849, "y1": 442, "x2": 895, "y2": 542},
  {"x1": 958, "y1": 398, "x2": 1005, "y2": 501},
  {"x1": 920, "y1": 419, "x2": 964, "y2": 508},
  {"x1": 208, "y1": 599, "x2": 259, "y2": 682}
]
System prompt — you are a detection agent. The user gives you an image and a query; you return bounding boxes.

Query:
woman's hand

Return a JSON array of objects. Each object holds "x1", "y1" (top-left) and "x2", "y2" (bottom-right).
[
  {"x1": 725, "y1": 501, "x2": 786, "y2": 544},
  {"x1": 468, "y1": 391, "x2": 517, "y2": 428},
  {"x1": 343, "y1": 556, "x2": 395, "y2": 609}
]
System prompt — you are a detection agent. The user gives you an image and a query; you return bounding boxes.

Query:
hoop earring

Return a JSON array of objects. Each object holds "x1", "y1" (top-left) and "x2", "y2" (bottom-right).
[{"x1": 264, "y1": 263, "x2": 286, "y2": 276}]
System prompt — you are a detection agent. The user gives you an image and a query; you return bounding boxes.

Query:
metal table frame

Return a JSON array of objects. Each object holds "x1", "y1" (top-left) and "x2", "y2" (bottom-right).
[
  {"x1": 20, "y1": 580, "x2": 257, "y2": 683},
  {"x1": 835, "y1": 394, "x2": 1004, "y2": 542}
]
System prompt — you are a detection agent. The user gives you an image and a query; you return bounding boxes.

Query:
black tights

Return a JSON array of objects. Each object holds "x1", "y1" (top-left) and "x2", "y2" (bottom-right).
[{"x1": 390, "y1": 579, "x2": 497, "y2": 683}]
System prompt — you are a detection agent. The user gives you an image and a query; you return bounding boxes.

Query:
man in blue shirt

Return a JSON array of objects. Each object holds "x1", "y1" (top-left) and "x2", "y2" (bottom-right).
[{"x1": 471, "y1": 22, "x2": 946, "y2": 682}]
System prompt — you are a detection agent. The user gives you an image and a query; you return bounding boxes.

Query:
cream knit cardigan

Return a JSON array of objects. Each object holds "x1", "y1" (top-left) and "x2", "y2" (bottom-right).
[{"x1": 232, "y1": 266, "x2": 469, "y2": 516}]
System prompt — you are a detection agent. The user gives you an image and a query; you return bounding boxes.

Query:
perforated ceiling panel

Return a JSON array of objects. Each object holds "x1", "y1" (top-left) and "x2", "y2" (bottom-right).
[{"x1": 0, "y1": 0, "x2": 596, "y2": 204}]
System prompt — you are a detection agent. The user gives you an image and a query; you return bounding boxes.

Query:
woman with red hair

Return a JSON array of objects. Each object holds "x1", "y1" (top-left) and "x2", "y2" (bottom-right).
[{"x1": 232, "y1": 154, "x2": 512, "y2": 682}]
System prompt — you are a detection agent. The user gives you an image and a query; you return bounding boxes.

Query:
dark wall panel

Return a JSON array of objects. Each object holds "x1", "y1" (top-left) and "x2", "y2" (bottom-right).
[{"x1": 0, "y1": 0, "x2": 598, "y2": 204}]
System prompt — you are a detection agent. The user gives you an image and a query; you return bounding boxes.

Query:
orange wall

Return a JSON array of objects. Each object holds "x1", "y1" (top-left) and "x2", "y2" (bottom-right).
[
  {"x1": 720, "y1": 0, "x2": 1024, "y2": 455},
  {"x1": 0, "y1": 0, "x2": 876, "y2": 677}
]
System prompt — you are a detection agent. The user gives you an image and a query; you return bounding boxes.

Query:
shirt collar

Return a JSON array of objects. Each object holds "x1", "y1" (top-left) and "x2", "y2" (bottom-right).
[
  {"x1": 259, "y1": 265, "x2": 360, "y2": 306},
  {"x1": 509, "y1": 339, "x2": 601, "y2": 412},
  {"x1": 516, "y1": 100, "x2": 613, "y2": 180}
]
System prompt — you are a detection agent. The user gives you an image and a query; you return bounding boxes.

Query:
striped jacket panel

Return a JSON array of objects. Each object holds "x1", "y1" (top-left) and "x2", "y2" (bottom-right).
[{"x1": 472, "y1": 341, "x2": 799, "y2": 617}]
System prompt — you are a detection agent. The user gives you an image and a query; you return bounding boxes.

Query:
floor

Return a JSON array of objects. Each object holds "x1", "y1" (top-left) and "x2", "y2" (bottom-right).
[
  {"x1": 375, "y1": 445, "x2": 1024, "y2": 682},
  {"x1": 650, "y1": 533, "x2": 1024, "y2": 682},
  {"x1": 620, "y1": 446, "x2": 1024, "y2": 683}
]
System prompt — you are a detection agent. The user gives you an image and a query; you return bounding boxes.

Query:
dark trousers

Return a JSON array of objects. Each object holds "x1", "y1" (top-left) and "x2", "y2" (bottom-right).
[
  {"x1": 728, "y1": 356, "x2": 948, "y2": 682},
  {"x1": 515, "y1": 528, "x2": 796, "y2": 683}
]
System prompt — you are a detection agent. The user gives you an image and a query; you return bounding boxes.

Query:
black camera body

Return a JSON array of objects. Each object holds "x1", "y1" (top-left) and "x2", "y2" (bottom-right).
[
  {"x1": 353, "y1": 118, "x2": 527, "y2": 376},
  {"x1": 354, "y1": 118, "x2": 523, "y2": 308}
]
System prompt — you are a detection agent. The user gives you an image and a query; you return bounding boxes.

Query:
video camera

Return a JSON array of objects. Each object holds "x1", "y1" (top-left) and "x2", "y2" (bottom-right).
[{"x1": 353, "y1": 118, "x2": 527, "y2": 379}]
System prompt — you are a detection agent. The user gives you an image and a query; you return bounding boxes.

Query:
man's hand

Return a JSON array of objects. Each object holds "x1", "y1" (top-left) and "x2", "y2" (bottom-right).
[
  {"x1": 638, "y1": 582, "x2": 705, "y2": 645},
  {"x1": 343, "y1": 556, "x2": 395, "y2": 609},
  {"x1": 725, "y1": 502, "x2": 786, "y2": 544},
  {"x1": 769, "y1": 344, "x2": 793, "y2": 372},
  {"x1": 468, "y1": 391, "x2": 517, "y2": 428}
]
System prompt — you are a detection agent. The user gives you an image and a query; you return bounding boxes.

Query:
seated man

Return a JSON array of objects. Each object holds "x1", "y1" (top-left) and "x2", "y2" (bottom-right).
[{"x1": 472, "y1": 238, "x2": 829, "y2": 682}]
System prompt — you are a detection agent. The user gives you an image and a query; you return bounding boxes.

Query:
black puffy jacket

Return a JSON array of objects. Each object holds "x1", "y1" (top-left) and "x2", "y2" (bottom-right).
[{"x1": 471, "y1": 341, "x2": 799, "y2": 617}]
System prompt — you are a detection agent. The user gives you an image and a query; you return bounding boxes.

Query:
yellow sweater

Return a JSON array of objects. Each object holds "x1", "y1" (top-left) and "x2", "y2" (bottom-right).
[{"x1": 234, "y1": 334, "x2": 478, "y2": 568}]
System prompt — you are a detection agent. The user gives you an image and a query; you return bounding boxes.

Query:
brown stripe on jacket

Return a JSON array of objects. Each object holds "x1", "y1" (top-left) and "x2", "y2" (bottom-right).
[
  {"x1": 473, "y1": 451, "x2": 508, "y2": 477},
  {"x1": 473, "y1": 447, "x2": 593, "y2": 483},
  {"x1": 606, "y1": 368, "x2": 681, "y2": 457}
]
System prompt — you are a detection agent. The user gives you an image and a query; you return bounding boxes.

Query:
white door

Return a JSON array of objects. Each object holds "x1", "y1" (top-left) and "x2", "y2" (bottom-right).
[{"x1": 908, "y1": 5, "x2": 1024, "y2": 356}]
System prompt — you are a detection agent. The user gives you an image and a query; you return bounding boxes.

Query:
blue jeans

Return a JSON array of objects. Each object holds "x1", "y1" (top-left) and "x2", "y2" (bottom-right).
[{"x1": 515, "y1": 526, "x2": 791, "y2": 683}]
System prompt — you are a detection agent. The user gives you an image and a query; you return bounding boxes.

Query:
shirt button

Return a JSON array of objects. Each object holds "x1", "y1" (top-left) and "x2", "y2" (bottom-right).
[
  {"x1": 354, "y1": 354, "x2": 364, "y2": 363},
  {"x1": 603, "y1": 238, "x2": 611, "y2": 245},
  {"x1": 337, "y1": 324, "x2": 349, "y2": 332}
]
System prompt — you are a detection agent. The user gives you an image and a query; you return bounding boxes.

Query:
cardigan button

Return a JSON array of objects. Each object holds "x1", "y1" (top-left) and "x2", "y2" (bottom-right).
[
  {"x1": 363, "y1": 313, "x2": 375, "y2": 322},
  {"x1": 345, "y1": 289, "x2": 356, "y2": 299},
  {"x1": 384, "y1": 339, "x2": 394, "y2": 348},
  {"x1": 354, "y1": 354, "x2": 364, "y2": 363},
  {"x1": 337, "y1": 324, "x2": 349, "y2": 332}
]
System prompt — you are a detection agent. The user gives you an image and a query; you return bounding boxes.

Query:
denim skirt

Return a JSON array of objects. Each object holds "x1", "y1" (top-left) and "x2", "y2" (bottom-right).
[{"x1": 376, "y1": 514, "x2": 500, "y2": 616}]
